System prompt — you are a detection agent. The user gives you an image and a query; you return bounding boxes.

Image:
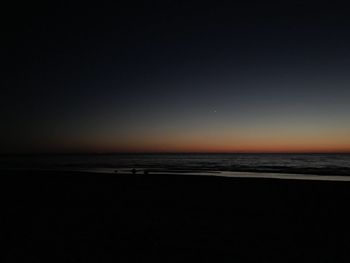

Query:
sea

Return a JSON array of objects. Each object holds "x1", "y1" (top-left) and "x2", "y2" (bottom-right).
[{"x1": 1, "y1": 153, "x2": 350, "y2": 180}]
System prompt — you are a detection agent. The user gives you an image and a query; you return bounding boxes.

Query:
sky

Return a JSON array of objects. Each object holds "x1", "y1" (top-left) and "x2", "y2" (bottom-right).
[{"x1": 2, "y1": 1, "x2": 350, "y2": 153}]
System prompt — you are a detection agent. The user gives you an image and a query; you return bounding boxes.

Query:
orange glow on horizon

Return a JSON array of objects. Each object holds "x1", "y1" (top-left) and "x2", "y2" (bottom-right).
[
  {"x1": 28, "y1": 127, "x2": 350, "y2": 154},
  {"x1": 80, "y1": 137, "x2": 350, "y2": 154}
]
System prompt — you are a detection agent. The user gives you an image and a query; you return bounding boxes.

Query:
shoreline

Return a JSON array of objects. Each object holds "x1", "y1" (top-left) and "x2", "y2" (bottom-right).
[{"x1": 3, "y1": 167, "x2": 350, "y2": 181}]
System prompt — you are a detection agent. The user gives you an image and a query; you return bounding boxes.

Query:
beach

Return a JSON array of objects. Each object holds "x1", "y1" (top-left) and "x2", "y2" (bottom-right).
[{"x1": 1, "y1": 169, "x2": 350, "y2": 262}]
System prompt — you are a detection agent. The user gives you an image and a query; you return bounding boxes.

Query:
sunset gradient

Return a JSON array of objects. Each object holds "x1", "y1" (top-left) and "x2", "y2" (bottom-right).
[{"x1": 3, "y1": 2, "x2": 350, "y2": 154}]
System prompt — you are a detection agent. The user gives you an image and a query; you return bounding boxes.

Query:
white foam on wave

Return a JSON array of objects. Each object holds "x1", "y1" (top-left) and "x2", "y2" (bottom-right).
[{"x1": 217, "y1": 171, "x2": 350, "y2": 181}]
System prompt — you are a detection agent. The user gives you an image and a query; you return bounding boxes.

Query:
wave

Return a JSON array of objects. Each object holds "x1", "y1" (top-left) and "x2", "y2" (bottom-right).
[{"x1": 1, "y1": 153, "x2": 350, "y2": 176}]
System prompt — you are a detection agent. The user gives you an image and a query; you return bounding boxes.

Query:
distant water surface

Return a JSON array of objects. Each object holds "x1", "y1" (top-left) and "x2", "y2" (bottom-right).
[{"x1": 1, "y1": 153, "x2": 350, "y2": 177}]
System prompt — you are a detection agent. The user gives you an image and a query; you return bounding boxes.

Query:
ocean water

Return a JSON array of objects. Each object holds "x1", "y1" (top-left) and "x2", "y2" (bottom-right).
[{"x1": 1, "y1": 153, "x2": 350, "y2": 177}]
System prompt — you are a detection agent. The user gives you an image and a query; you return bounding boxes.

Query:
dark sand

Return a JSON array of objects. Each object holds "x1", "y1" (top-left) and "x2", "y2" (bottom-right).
[{"x1": 1, "y1": 170, "x2": 350, "y2": 262}]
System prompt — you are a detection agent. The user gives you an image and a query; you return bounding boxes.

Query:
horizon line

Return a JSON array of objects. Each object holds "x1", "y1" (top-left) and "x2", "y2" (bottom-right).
[{"x1": 1, "y1": 151, "x2": 350, "y2": 156}]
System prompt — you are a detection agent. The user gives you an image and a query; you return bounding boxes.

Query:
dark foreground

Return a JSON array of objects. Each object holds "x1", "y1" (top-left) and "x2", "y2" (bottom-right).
[{"x1": 1, "y1": 170, "x2": 350, "y2": 262}]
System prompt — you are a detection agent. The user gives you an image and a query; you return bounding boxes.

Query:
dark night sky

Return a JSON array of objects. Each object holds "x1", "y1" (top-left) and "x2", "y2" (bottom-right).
[{"x1": 2, "y1": 1, "x2": 350, "y2": 153}]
